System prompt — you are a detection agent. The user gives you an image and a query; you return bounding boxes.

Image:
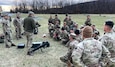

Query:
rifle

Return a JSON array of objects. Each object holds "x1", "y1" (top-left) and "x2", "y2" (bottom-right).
[{"x1": 27, "y1": 41, "x2": 50, "y2": 55}]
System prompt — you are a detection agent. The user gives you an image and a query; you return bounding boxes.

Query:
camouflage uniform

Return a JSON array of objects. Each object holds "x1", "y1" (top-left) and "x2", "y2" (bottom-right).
[
  {"x1": 48, "y1": 23, "x2": 54, "y2": 37},
  {"x1": 53, "y1": 27, "x2": 61, "y2": 41},
  {"x1": 66, "y1": 20, "x2": 73, "y2": 29},
  {"x1": 92, "y1": 25, "x2": 100, "y2": 40},
  {"x1": 54, "y1": 21, "x2": 60, "y2": 29},
  {"x1": 60, "y1": 30, "x2": 69, "y2": 44},
  {"x1": 112, "y1": 26, "x2": 115, "y2": 32},
  {"x1": 85, "y1": 15, "x2": 91, "y2": 26},
  {"x1": 60, "y1": 33, "x2": 79, "y2": 65},
  {"x1": 99, "y1": 31, "x2": 115, "y2": 67},
  {"x1": 48, "y1": 15, "x2": 53, "y2": 24},
  {"x1": 53, "y1": 15, "x2": 61, "y2": 25},
  {"x1": 1, "y1": 17, "x2": 15, "y2": 47},
  {"x1": 13, "y1": 14, "x2": 22, "y2": 39},
  {"x1": 72, "y1": 38, "x2": 110, "y2": 67},
  {"x1": 62, "y1": 25, "x2": 70, "y2": 33},
  {"x1": 76, "y1": 34, "x2": 83, "y2": 43}
]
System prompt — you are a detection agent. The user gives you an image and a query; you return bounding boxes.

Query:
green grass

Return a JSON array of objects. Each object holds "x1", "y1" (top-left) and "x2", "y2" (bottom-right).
[{"x1": 0, "y1": 14, "x2": 115, "y2": 67}]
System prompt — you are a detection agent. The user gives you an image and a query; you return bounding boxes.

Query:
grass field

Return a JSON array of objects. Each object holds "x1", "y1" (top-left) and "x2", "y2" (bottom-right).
[{"x1": 0, "y1": 14, "x2": 115, "y2": 67}]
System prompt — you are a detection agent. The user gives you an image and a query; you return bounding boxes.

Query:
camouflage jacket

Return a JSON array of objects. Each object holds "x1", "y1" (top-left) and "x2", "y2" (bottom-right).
[
  {"x1": 62, "y1": 25, "x2": 70, "y2": 33},
  {"x1": 1, "y1": 18, "x2": 11, "y2": 32},
  {"x1": 60, "y1": 30, "x2": 69, "y2": 40},
  {"x1": 72, "y1": 38, "x2": 110, "y2": 67},
  {"x1": 76, "y1": 35, "x2": 83, "y2": 43},
  {"x1": 99, "y1": 31, "x2": 115, "y2": 58},
  {"x1": 13, "y1": 18, "x2": 22, "y2": 28},
  {"x1": 85, "y1": 18, "x2": 91, "y2": 26}
]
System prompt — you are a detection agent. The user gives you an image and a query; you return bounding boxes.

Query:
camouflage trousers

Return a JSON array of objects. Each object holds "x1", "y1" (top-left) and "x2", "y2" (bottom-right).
[
  {"x1": 4, "y1": 30, "x2": 13, "y2": 46},
  {"x1": 60, "y1": 50, "x2": 73, "y2": 64},
  {"x1": 25, "y1": 32, "x2": 33, "y2": 48},
  {"x1": 15, "y1": 27, "x2": 22, "y2": 39}
]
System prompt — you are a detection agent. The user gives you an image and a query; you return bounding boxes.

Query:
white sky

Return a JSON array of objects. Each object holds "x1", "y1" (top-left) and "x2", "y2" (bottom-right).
[
  {"x1": 0, "y1": 0, "x2": 96, "y2": 11},
  {"x1": 0, "y1": 0, "x2": 95, "y2": 5}
]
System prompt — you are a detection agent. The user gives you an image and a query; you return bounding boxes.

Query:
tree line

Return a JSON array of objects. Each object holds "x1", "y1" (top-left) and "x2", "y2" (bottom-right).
[{"x1": 10, "y1": 0, "x2": 115, "y2": 14}]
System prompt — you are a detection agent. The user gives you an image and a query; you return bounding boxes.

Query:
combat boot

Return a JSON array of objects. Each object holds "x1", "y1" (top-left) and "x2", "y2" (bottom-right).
[
  {"x1": 60, "y1": 56, "x2": 68, "y2": 63},
  {"x1": 11, "y1": 43, "x2": 16, "y2": 46}
]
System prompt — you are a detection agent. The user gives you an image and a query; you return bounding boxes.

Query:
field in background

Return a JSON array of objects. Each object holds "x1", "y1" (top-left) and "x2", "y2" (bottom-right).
[{"x1": 0, "y1": 14, "x2": 115, "y2": 67}]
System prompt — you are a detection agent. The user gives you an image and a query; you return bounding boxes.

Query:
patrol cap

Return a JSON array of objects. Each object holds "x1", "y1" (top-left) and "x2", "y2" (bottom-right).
[
  {"x1": 82, "y1": 26, "x2": 93, "y2": 38},
  {"x1": 69, "y1": 33, "x2": 76, "y2": 39},
  {"x1": 105, "y1": 21, "x2": 114, "y2": 28}
]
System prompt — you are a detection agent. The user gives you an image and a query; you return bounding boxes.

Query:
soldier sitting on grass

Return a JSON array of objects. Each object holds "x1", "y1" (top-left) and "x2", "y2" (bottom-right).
[
  {"x1": 60, "y1": 27, "x2": 69, "y2": 44},
  {"x1": 53, "y1": 26, "x2": 61, "y2": 41}
]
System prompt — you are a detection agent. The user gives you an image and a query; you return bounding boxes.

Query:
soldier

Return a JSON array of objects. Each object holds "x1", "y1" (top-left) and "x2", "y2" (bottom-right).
[
  {"x1": 64, "y1": 14, "x2": 69, "y2": 22},
  {"x1": 74, "y1": 29, "x2": 83, "y2": 42},
  {"x1": 71, "y1": 26, "x2": 110, "y2": 67},
  {"x1": 62, "y1": 22, "x2": 70, "y2": 33},
  {"x1": 53, "y1": 26, "x2": 61, "y2": 41},
  {"x1": 54, "y1": 20, "x2": 60, "y2": 29},
  {"x1": 91, "y1": 25, "x2": 100, "y2": 40},
  {"x1": 60, "y1": 27, "x2": 69, "y2": 44},
  {"x1": 23, "y1": 11, "x2": 36, "y2": 55},
  {"x1": 65, "y1": 30, "x2": 82, "y2": 48},
  {"x1": 73, "y1": 23, "x2": 79, "y2": 32},
  {"x1": 13, "y1": 12, "x2": 22, "y2": 39},
  {"x1": 112, "y1": 25, "x2": 115, "y2": 32},
  {"x1": 99, "y1": 21, "x2": 115, "y2": 67},
  {"x1": 84, "y1": 15, "x2": 91, "y2": 26},
  {"x1": 66, "y1": 16, "x2": 73, "y2": 29},
  {"x1": 48, "y1": 23, "x2": 54, "y2": 37},
  {"x1": 1, "y1": 13, "x2": 16, "y2": 48},
  {"x1": 60, "y1": 33, "x2": 79, "y2": 66},
  {"x1": 48, "y1": 15, "x2": 53, "y2": 24},
  {"x1": 53, "y1": 14, "x2": 61, "y2": 25}
]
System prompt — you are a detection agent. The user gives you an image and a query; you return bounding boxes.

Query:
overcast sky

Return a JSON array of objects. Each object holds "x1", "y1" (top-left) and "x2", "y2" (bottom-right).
[{"x1": 0, "y1": 0, "x2": 96, "y2": 5}]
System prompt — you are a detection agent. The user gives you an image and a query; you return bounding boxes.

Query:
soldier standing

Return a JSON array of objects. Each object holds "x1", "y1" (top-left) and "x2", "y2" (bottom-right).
[
  {"x1": 71, "y1": 26, "x2": 110, "y2": 67},
  {"x1": 23, "y1": 11, "x2": 36, "y2": 55},
  {"x1": 60, "y1": 33, "x2": 79, "y2": 67},
  {"x1": 99, "y1": 21, "x2": 115, "y2": 67},
  {"x1": 13, "y1": 12, "x2": 22, "y2": 39},
  {"x1": 1, "y1": 14, "x2": 16, "y2": 48}
]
